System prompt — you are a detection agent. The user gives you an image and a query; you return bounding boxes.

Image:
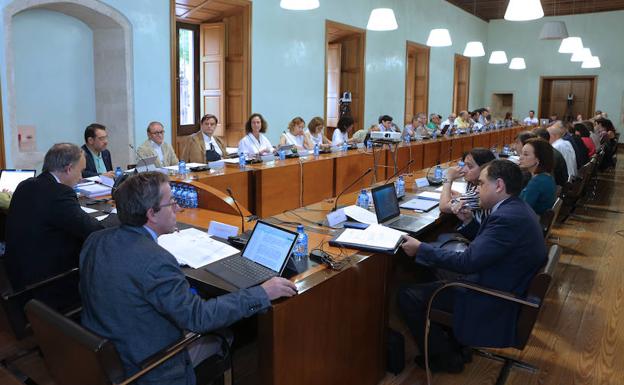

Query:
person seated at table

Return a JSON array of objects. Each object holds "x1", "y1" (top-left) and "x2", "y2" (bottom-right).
[
  {"x1": 574, "y1": 123, "x2": 596, "y2": 157},
  {"x1": 547, "y1": 122, "x2": 577, "y2": 179},
  {"x1": 440, "y1": 113, "x2": 456, "y2": 129},
  {"x1": 82, "y1": 123, "x2": 114, "y2": 178},
  {"x1": 439, "y1": 148, "x2": 496, "y2": 233},
  {"x1": 138, "y1": 121, "x2": 179, "y2": 167},
  {"x1": 503, "y1": 112, "x2": 514, "y2": 125},
  {"x1": 455, "y1": 111, "x2": 471, "y2": 129},
  {"x1": 523, "y1": 110, "x2": 539, "y2": 126},
  {"x1": 378, "y1": 115, "x2": 397, "y2": 132},
  {"x1": 511, "y1": 131, "x2": 537, "y2": 155},
  {"x1": 305, "y1": 116, "x2": 331, "y2": 149},
  {"x1": 533, "y1": 127, "x2": 569, "y2": 186},
  {"x1": 403, "y1": 113, "x2": 428, "y2": 138},
  {"x1": 80, "y1": 171, "x2": 297, "y2": 385},
  {"x1": 427, "y1": 113, "x2": 441, "y2": 135},
  {"x1": 332, "y1": 116, "x2": 356, "y2": 146},
  {"x1": 518, "y1": 138, "x2": 557, "y2": 215},
  {"x1": 182, "y1": 114, "x2": 227, "y2": 163},
  {"x1": 279, "y1": 117, "x2": 313, "y2": 151},
  {"x1": 238, "y1": 113, "x2": 273, "y2": 157},
  {"x1": 352, "y1": 124, "x2": 377, "y2": 144}
]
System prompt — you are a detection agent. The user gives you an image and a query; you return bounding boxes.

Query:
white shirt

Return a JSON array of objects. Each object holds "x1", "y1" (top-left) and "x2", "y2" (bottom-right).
[
  {"x1": 552, "y1": 138, "x2": 577, "y2": 178},
  {"x1": 150, "y1": 140, "x2": 165, "y2": 163},
  {"x1": 523, "y1": 117, "x2": 539, "y2": 125},
  {"x1": 202, "y1": 132, "x2": 223, "y2": 156},
  {"x1": 281, "y1": 131, "x2": 304, "y2": 148},
  {"x1": 332, "y1": 128, "x2": 349, "y2": 146},
  {"x1": 441, "y1": 119, "x2": 455, "y2": 128},
  {"x1": 308, "y1": 131, "x2": 324, "y2": 146},
  {"x1": 238, "y1": 133, "x2": 273, "y2": 155}
]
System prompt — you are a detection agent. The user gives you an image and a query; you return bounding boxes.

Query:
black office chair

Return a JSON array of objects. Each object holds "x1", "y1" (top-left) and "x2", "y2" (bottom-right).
[
  {"x1": 25, "y1": 299, "x2": 232, "y2": 385},
  {"x1": 422, "y1": 244, "x2": 562, "y2": 385}
]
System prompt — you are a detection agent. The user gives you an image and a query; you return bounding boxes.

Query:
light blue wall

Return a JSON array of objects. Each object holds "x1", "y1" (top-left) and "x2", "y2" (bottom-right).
[
  {"x1": 251, "y1": 0, "x2": 489, "y2": 144},
  {"x1": 485, "y1": 11, "x2": 624, "y2": 135},
  {"x1": 12, "y1": 9, "x2": 95, "y2": 154},
  {"x1": 0, "y1": 0, "x2": 171, "y2": 168}
]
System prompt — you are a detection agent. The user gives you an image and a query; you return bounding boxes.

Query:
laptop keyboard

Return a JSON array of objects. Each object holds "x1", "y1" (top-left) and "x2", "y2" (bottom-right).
[
  {"x1": 389, "y1": 217, "x2": 419, "y2": 228},
  {"x1": 218, "y1": 257, "x2": 275, "y2": 281}
]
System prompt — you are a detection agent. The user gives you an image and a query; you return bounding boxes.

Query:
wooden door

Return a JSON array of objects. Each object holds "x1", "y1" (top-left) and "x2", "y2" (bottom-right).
[
  {"x1": 200, "y1": 23, "x2": 225, "y2": 137},
  {"x1": 452, "y1": 54, "x2": 470, "y2": 113},
  {"x1": 540, "y1": 77, "x2": 595, "y2": 121},
  {"x1": 341, "y1": 35, "x2": 364, "y2": 130},
  {"x1": 224, "y1": 9, "x2": 250, "y2": 146},
  {"x1": 326, "y1": 43, "x2": 342, "y2": 128},
  {"x1": 404, "y1": 42, "x2": 430, "y2": 124}
]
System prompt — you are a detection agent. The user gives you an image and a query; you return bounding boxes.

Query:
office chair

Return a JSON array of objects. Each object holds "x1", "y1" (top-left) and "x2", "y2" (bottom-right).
[
  {"x1": 422, "y1": 244, "x2": 562, "y2": 385},
  {"x1": 25, "y1": 299, "x2": 232, "y2": 385}
]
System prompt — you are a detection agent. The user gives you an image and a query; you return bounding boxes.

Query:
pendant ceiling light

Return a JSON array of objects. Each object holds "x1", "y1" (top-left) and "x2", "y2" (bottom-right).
[
  {"x1": 366, "y1": 8, "x2": 398, "y2": 31},
  {"x1": 558, "y1": 37, "x2": 583, "y2": 53},
  {"x1": 581, "y1": 56, "x2": 601, "y2": 69},
  {"x1": 571, "y1": 48, "x2": 592, "y2": 62},
  {"x1": 539, "y1": 21, "x2": 569, "y2": 40},
  {"x1": 488, "y1": 50, "x2": 508, "y2": 64},
  {"x1": 509, "y1": 57, "x2": 526, "y2": 70},
  {"x1": 426, "y1": 29, "x2": 452, "y2": 47},
  {"x1": 463, "y1": 41, "x2": 486, "y2": 57},
  {"x1": 504, "y1": 0, "x2": 544, "y2": 21},
  {"x1": 280, "y1": 0, "x2": 320, "y2": 11}
]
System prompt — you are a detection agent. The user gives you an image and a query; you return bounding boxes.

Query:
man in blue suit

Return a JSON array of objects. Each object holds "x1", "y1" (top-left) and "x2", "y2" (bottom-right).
[
  {"x1": 398, "y1": 159, "x2": 546, "y2": 373},
  {"x1": 81, "y1": 123, "x2": 114, "y2": 178},
  {"x1": 80, "y1": 172, "x2": 297, "y2": 384}
]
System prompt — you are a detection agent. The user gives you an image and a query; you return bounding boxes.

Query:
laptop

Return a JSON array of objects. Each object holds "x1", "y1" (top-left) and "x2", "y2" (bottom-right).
[
  {"x1": 371, "y1": 183, "x2": 430, "y2": 234},
  {"x1": 0, "y1": 169, "x2": 36, "y2": 193},
  {"x1": 203, "y1": 221, "x2": 299, "y2": 289},
  {"x1": 136, "y1": 155, "x2": 158, "y2": 172}
]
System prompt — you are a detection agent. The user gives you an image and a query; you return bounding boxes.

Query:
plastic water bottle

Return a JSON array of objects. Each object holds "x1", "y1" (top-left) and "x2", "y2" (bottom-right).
[
  {"x1": 114, "y1": 166, "x2": 122, "y2": 180},
  {"x1": 189, "y1": 187, "x2": 198, "y2": 208},
  {"x1": 293, "y1": 225, "x2": 308, "y2": 262},
  {"x1": 313, "y1": 144, "x2": 320, "y2": 158},
  {"x1": 238, "y1": 152, "x2": 246, "y2": 169},
  {"x1": 503, "y1": 144, "x2": 510, "y2": 155},
  {"x1": 367, "y1": 140, "x2": 373, "y2": 151},
  {"x1": 434, "y1": 165, "x2": 443, "y2": 181},
  {"x1": 404, "y1": 134, "x2": 410, "y2": 144},
  {"x1": 491, "y1": 146, "x2": 499, "y2": 159},
  {"x1": 356, "y1": 189, "x2": 369, "y2": 209},
  {"x1": 170, "y1": 183, "x2": 178, "y2": 200},
  {"x1": 178, "y1": 160, "x2": 187, "y2": 177},
  {"x1": 342, "y1": 142, "x2": 348, "y2": 153},
  {"x1": 432, "y1": 130, "x2": 438, "y2": 140},
  {"x1": 397, "y1": 176, "x2": 405, "y2": 197}
]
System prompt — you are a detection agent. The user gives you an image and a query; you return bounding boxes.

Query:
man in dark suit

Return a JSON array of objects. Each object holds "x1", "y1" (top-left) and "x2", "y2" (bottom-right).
[
  {"x1": 398, "y1": 160, "x2": 546, "y2": 373},
  {"x1": 80, "y1": 172, "x2": 297, "y2": 384},
  {"x1": 5, "y1": 143, "x2": 103, "y2": 307},
  {"x1": 81, "y1": 123, "x2": 114, "y2": 178}
]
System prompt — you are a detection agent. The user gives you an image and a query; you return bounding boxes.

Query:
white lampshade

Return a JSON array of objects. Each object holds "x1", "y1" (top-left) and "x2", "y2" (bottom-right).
[
  {"x1": 571, "y1": 48, "x2": 592, "y2": 62},
  {"x1": 504, "y1": 0, "x2": 544, "y2": 21},
  {"x1": 581, "y1": 56, "x2": 601, "y2": 69},
  {"x1": 509, "y1": 57, "x2": 526, "y2": 70},
  {"x1": 280, "y1": 0, "x2": 319, "y2": 10},
  {"x1": 539, "y1": 21, "x2": 569, "y2": 40},
  {"x1": 426, "y1": 29, "x2": 452, "y2": 47},
  {"x1": 488, "y1": 51, "x2": 508, "y2": 64},
  {"x1": 463, "y1": 41, "x2": 486, "y2": 57},
  {"x1": 366, "y1": 8, "x2": 398, "y2": 31},
  {"x1": 558, "y1": 37, "x2": 583, "y2": 54}
]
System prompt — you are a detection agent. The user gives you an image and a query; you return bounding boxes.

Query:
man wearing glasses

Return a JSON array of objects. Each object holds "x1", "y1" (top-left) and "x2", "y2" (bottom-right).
[
  {"x1": 80, "y1": 172, "x2": 297, "y2": 384},
  {"x1": 137, "y1": 121, "x2": 179, "y2": 167},
  {"x1": 82, "y1": 123, "x2": 115, "y2": 178}
]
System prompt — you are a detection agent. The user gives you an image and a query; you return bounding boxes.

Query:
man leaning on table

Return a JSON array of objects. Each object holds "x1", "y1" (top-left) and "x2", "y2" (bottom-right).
[{"x1": 80, "y1": 171, "x2": 297, "y2": 385}]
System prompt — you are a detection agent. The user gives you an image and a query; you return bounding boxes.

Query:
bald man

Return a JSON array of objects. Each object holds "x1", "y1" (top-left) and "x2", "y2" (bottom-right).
[{"x1": 547, "y1": 122, "x2": 577, "y2": 178}]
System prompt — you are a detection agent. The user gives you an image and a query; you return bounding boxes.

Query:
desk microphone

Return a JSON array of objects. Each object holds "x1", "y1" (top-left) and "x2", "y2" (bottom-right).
[
  {"x1": 384, "y1": 159, "x2": 414, "y2": 184},
  {"x1": 128, "y1": 144, "x2": 146, "y2": 173},
  {"x1": 331, "y1": 168, "x2": 372, "y2": 212},
  {"x1": 226, "y1": 187, "x2": 246, "y2": 233}
]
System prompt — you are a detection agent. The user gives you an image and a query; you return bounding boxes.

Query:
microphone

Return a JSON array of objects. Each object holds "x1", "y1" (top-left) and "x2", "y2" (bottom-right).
[
  {"x1": 129, "y1": 144, "x2": 146, "y2": 173},
  {"x1": 332, "y1": 168, "x2": 373, "y2": 212},
  {"x1": 226, "y1": 187, "x2": 245, "y2": 233},
  {"x1": 384, "y1": 159, "x2": 414, "y2": 184}
]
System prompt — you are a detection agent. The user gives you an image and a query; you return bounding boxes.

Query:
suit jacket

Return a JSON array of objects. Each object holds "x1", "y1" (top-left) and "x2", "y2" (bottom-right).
[
  {"x1": 415, "y1": 196, "x2": 546, "y2": 348},
  {"x1": 137, "y1": 140, "x2": 179, "y2": 168},
  {"x1": 181, "y1": 131, "x2": 227, "y2": 163},
  {"x1": 81, "y1": 144, "x2": 113, "y2": 177},
  {"x1": 80, "y1": 225, "x2": 270, "y2": 385},
  {"x1": 5, "y1": 172, "x2": 103, "y2": 293},
  {"x1": 563, "y1": 133, "x2": 589, "y2": 169}
]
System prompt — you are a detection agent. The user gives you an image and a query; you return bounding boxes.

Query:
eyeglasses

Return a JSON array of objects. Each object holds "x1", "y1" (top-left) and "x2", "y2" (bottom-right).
[
  {"x1": 157, "y1": 198, "x2": 179, "y2": 210},
  {"x1": 150, "y1": 130, "x2": 165, "y2": 135}
]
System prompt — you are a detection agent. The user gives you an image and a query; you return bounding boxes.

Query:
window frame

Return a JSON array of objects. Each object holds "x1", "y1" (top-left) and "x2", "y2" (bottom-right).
[{"x1": 176, "y1": 22, "x2": 200, "y2": 136}]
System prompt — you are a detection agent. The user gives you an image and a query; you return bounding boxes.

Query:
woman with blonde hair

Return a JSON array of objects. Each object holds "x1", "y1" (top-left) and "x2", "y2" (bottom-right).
[
  {"x1": 305, "y1": 116, "x2": 331, "y2": 149},
  {"x1": 279, "y1": 117, "x2": 313, "y2": 150}
]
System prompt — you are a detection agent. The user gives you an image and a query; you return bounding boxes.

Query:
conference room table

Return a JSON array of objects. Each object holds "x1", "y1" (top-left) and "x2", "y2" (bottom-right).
[{"x1": 171, "y1": 125, "x2": 525, "y2": 385}]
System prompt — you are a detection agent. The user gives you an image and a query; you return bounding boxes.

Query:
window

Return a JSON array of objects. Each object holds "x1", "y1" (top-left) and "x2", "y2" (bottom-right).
[{"x1": 176, "y1": 23, "x2": 199, "y2": 135}]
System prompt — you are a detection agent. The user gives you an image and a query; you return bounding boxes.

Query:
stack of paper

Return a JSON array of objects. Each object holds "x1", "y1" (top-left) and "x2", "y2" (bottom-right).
[
  {"x1": 435, "y1": 181, "x2": 467, "y2": 193},
  {"x1": 416, "y1": 191, "x2": 441, "y2": 201},
  {"x1": 76, "y1": 183, "x2": 111, "y2": 198},
  {"x1": 343, "y1": 205, "x2": 378, "y2": 224},
  {"x1": 335, "y1": 224, "x2": 405, "y2": 251},
  {"x1": 158, "y1": 228, "x2": 239, "y2": 268}
]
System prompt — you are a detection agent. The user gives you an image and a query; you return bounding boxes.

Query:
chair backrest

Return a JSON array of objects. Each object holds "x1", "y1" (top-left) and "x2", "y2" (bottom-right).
[
  {"x1": 25, "y1": 299, "x2": 126, "y2": 385},
  {"x1": 540, "y1": 198, "x2": 562, "y2": 239},
  {"x1": 514, "y1": 244, "x2": 562, "y2": 348}
]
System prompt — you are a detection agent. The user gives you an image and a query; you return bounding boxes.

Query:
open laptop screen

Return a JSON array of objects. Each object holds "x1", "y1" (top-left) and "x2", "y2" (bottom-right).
[
  {"x1": 242, "y1": 221, "x2": 298, "y2": 272},
  {"x1": 0, "y1": 169, "x2": 36, "y2": 193},
  {"x1": 371, "y1": 183, "x2": 401, "y2": 223}
]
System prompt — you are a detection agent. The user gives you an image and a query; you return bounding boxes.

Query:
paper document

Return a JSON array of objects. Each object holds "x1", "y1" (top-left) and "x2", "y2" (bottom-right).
[
  {"x1": 400, "y1": 198, "x2": 439, "y2": 212},
  {"x1": 226, "y1": 147, "x2": 239, "y2": 155},
  {"x1": 435, "y1": 181, "x2": 467, "y2": 193},
  {"x1": 77, "y1": 183, "x2": 111, "y2": 198},
  {"x1": 222, "y1": 158, "x2": 240, "y2": 164},
  {"x1": 343, "y1": 205, "x2": 378, "y2": 225},
  {"x1": 162, "y1": 163, "x2": 207, "y2": 171},
  {"x1": 416, "y1": 191, "x2": 441, "y2": 201},
  {"x1": 336, "y1": 224, "x2": 405, "y2": 250},
  {"x1": 158, "y1": 228, "x2": 239, "y2": 268},
  {"x1": 81, "y1": 206, "x2": 98, "y2": 214}
]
